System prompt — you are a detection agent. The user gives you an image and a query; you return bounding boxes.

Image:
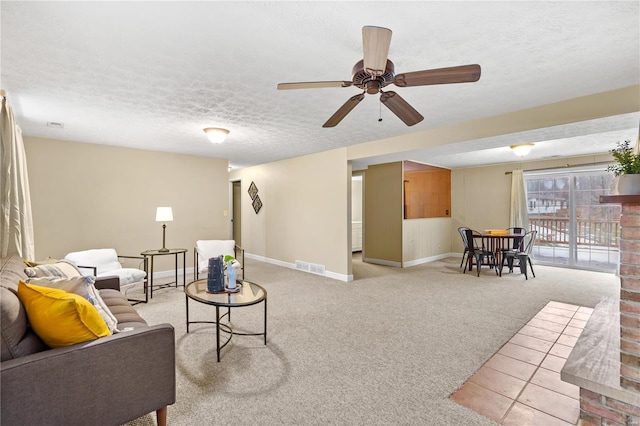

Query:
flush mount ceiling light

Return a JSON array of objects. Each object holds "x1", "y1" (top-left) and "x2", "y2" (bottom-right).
[
  {"x1": 510, "y1": 143, "x2": 534, "y2": 157},
  {"x1": 203, "y1": 127, "x2": 229, "y2": 144}
]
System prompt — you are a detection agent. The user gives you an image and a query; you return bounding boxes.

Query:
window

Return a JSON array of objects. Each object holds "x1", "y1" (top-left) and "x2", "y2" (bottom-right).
[{"x1": 525, "y1": 168, "x2": 620, "y2": 272}]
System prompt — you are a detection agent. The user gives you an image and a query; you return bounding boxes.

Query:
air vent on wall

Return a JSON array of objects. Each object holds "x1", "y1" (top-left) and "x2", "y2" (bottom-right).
[{"x1": 295, "y1": 260, "x2": 326, "y2": 276}]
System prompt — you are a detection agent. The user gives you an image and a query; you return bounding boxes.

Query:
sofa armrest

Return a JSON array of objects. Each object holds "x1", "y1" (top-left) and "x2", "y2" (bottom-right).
[
  {"x1": 95, "y1": 274, "x2": 120, "y2": 291},
  {"x1": 1, "y1": 324, "x2": 176, "y2": 426}
]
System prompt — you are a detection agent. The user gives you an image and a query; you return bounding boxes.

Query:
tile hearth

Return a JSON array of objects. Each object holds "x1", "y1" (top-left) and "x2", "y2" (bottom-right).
[{"x1": 451, "y1": 301, "x2": 592, "y2": 425}]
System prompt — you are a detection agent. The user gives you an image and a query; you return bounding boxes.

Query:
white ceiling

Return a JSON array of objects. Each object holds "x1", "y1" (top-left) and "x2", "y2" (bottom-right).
[{"x1": 2, "y1": 1, "x2": 639, "y2": 170}]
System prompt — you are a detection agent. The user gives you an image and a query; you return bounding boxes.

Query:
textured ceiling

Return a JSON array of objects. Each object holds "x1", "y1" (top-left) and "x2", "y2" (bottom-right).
[{"x1": 1, "y1": 1, "x2": 639, "y2": 170}]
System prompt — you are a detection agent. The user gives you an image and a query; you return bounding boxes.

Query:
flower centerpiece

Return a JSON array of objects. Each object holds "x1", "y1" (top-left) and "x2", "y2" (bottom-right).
[{"x1": 607, "y1": 140, "x2": 640, "y2": 195}]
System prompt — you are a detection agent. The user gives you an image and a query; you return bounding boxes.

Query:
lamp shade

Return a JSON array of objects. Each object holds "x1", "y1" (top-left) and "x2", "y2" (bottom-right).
[
  {"x1": 203, "y1": 127, "x2": 229, "y2": 144},
  {"x1": 155, "y1": 207, "x2": 173, "y2": 222},
  {"x1": 510, "y1": 143, "x2": 534, "y2": 157}
]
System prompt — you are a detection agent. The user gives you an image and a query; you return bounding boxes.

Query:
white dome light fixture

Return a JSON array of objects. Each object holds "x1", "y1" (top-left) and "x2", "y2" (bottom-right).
[
  {"x1": 203, "y1": 127, "x2": 230, "y2": 144},
  {"x1": 510, "y1": 143, "x2": 534, "y2": 157}
]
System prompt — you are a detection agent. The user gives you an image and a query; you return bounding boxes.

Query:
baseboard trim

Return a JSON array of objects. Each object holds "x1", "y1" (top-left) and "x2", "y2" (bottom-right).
[
  {"x1": 245, "y1": 253, "x2": 353, "y2": 282},
  {"x1": 363, "y1": 257, "x2": 402, "y2": 267},
  {"x1": 403, "y1": 252, "x2": 458, "y2": 267}
]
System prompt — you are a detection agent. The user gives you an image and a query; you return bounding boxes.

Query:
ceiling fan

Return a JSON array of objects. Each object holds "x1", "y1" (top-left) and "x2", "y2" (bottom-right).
[{"x1": 277, "y1": 26, "x2": 481, "y2": 128}]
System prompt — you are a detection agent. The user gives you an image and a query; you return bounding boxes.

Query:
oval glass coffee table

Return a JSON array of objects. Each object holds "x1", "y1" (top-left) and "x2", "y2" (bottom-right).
[{"x1": 185, "y1": 279, "x2": 267, "y2": 362}]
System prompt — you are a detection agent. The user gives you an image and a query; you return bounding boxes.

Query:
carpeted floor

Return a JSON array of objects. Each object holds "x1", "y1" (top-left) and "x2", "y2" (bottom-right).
[{"x1": 124, "y1": 256, "x2": 619, "y2": 425}]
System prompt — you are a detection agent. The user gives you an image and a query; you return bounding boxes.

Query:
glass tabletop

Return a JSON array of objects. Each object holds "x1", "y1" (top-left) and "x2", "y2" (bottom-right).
[
  {"x1": 185, "y1": 279, "x2": 266, "y2": 307},
  {"x1": 141, "y1": 248, "x2": 188, "y2": 256}
]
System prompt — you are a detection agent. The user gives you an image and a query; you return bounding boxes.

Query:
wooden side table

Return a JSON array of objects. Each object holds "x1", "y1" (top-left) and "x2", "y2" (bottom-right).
[{"x1": 141, "y1": 248, "x2": 188, "y2": 299}]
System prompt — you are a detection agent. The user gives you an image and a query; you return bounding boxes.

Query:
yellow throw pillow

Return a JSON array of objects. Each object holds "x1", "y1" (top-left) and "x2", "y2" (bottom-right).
[{"x1": 17, "y1": 281, "x2": 111, "y2": 348}]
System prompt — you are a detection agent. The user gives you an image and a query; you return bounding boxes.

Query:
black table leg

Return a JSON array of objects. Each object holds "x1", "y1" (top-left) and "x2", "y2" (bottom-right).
[
  {"x1": 174, "y1": 253, "x2": 178, "y2": 288},
  {"x1": 264, "y1": 298, "x2": 268, "y2": 345},
  {"x1": 182, "y1": 252, "x2": 186, "y2": 287},
  {"x1": 150, "y1": 256, "x2": 154, "y2": 299},
  {"x1": 216, "y1": 305, "x2": 221, "y2": 362},
  {"x1": 185, "y1": 295, "x2": 190, "y2": 333}
]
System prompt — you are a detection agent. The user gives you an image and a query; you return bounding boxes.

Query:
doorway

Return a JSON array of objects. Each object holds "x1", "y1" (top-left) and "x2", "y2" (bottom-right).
[
  {"x1": 352, "y1": 174, "x2": 363, "y2": 253},
  {"x1": 525, "y1": 168, "x2": 620, "y2": 272},
  {"x1": 232, "y1": 180, "x2": 242, "y2": 245}
]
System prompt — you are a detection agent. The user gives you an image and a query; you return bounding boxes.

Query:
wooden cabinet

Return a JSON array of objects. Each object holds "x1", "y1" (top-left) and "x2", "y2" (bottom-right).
[{"x1": 403, "y1": 162, "x2": 451, "y2": 219}]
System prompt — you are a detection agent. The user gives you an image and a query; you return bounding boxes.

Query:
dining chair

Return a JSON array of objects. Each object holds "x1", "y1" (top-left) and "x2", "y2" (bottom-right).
[
  {"x1": 458, "y1": 227, "x2": 470, "y2": 268},
  {"x1": 463, "y1": 229, "x2": 498, "y2": 277},
  {"x1": 506, "y1": 227, "x2": 525, "y2": 250},
  {"x1": 497, "y1": 227, "x2": 526, "y2": 264},
  {"x1": 501, "y1": 230, "x2": 537, "y2": 279}
]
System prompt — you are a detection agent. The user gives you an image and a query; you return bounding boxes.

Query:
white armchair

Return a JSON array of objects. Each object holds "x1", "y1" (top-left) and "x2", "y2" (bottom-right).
[
  {"x1": 64, "y1": 248, "x2": 147, "y2": 303},
  {"x1": 194, "y1": 240, "x2": 244, "y2": 280}
]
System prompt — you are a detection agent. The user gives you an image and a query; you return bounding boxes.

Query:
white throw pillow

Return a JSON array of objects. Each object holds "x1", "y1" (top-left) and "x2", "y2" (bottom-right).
[
  {"x1": 85, "y1": 285, "x2": 119, "y2": 333},
  {"x1": 24, "y1": 260, "x2": 82, "y2": 279}
]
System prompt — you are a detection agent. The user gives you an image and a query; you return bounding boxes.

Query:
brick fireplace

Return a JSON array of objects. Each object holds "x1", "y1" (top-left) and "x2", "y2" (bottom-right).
[{"x1": 562, "y1": 195, "x2": 640, "y2": 425}]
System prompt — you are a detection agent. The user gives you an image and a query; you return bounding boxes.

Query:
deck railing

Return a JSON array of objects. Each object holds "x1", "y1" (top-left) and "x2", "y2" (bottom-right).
[{"x1": 529, "y1": 217, "x2": 620, "y2": 247}]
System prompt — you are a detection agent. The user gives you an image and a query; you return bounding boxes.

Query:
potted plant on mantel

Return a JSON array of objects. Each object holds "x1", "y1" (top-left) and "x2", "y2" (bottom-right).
[{"x1": 607, "y1": 140, "x2": 640, "y2": 195}]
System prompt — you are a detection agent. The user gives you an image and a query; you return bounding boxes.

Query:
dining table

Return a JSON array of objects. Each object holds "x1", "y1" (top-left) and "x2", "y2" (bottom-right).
[{"x1": 473, "y1": 231, "x2": 525, "y2": 276}]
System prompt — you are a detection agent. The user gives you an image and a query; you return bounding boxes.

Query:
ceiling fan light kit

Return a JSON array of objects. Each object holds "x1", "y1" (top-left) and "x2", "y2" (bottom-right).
[
  {"x1": 511, "y1": 143, "x2": 535, "y2": 157},
  {"x1": 277, "y1": 25, "x2": 481, "y2": 128},
  {"x1": 203, "y1": 127, "x2": 229, "y2": 144}
]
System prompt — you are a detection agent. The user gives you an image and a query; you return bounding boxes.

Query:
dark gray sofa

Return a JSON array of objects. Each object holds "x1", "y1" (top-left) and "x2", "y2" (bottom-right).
[{"x1": 0, "y1": 255, "x2": 175, "y2": 426}]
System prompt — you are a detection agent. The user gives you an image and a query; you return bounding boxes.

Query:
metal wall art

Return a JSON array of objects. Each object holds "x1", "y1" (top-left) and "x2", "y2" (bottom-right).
[
  {"x1": 248, "y1": 181, "x2": 258, "y2": 200},
  {"x1": 252, "y1": 194, "x2": 263, "y2": 214},
  {"x1": 248, "y1": 181, "x2": 262, "y2": 214}
]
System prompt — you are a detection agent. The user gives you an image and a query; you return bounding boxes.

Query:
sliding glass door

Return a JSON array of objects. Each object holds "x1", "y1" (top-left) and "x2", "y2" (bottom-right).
[{"x1": 525, "y1": 168, "x2": 620, "y2": 272}]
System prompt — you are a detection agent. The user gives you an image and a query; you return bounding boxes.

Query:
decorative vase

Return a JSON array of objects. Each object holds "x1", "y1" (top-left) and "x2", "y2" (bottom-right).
[
  {"x1": 616, "y1": 174, "x2": 640, "y2": 195},
  {"x1": 206, "y1": 256, "x2": 225, "y2": 292},
  {"x1": 226, "y1": 261, "x2": 237, "y2": 289}
]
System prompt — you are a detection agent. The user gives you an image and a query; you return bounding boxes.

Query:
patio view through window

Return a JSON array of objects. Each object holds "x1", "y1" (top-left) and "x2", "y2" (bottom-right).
[{"x1": 525, "y1": 168, "x2": 620, "y2": 273}]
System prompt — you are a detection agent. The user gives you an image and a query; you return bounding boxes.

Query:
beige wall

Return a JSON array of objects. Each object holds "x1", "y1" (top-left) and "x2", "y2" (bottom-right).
[
  {"x1": 403, "y1": 218, "x2": 452, "y2": 265},
  {"x1": 24, "y1": 137, "x2": 230, "y2": 272},
  {"x1": 230, "y1": 148, "x2": 352, "y2": 280},
  {"x1": 363, "y1": 162, "x2": 403, "y2": 266},
  {"x1": 351, "y1": 176, "x2": 363, "y2": 222}
]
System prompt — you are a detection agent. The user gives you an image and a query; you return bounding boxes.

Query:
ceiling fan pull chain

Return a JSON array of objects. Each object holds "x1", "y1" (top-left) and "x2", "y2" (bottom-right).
[{"x1": 379, "y1": 99, "x2": 383, "y2": 122}]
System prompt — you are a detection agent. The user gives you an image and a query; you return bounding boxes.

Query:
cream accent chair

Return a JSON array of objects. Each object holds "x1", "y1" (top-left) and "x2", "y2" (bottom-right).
[
  {"x1": 64, "y1": 249, "x2": 147, "y2": 301},
  {"x1": 194, "y1": 240, "x2": 244, "y2": 280}
]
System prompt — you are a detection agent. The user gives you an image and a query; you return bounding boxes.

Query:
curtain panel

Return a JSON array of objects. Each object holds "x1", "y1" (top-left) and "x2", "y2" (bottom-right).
[
  {"x1": 1, "y1": 95, "x2": 35, "y2": 259},
  {"x1": 509, "y1": 169, "x2": 529, "y2": 231}
]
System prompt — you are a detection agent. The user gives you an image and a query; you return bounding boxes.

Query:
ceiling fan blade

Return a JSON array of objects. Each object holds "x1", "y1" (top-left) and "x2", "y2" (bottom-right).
[
  {"x1": 362, "y1": 26, "x2": 392, "y2": 77},
  {"x1": 393, "y1": 64, "x2": 481, "y2": 87},
  {"x1": 277, "y1": 81, "x2": 353, "y2": 90},
  {"x1": 322, "y1": 93, "x2": 366, "y2": 128},
  {"x1": 380, "y1": 91, "x2": 424, "y2": 126}
]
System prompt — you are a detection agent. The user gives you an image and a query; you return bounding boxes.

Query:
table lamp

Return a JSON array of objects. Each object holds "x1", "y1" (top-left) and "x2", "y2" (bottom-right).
[{"x1": 156, "y1": 207, "x2": 173, "y2": 252}]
